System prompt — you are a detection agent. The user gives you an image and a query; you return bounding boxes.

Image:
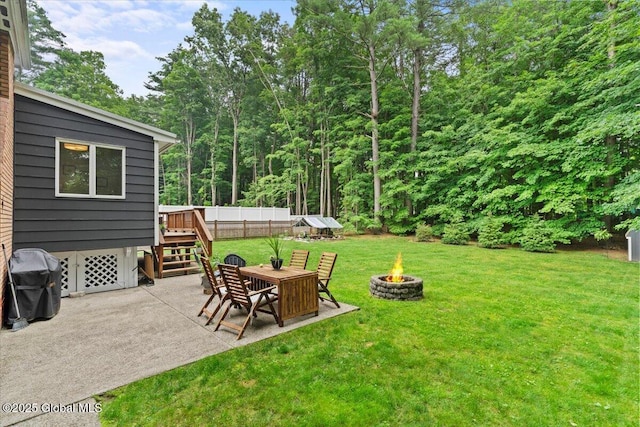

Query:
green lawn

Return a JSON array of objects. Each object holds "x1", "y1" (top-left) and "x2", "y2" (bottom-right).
[{"x1": 99, "y1": 236, "x2": 639, "y2": 426}]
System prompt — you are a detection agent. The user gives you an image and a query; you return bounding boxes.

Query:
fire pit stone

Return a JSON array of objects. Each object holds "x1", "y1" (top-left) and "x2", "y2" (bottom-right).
[{"x1": 370, "y1": 275, "x2": 423, "y2": 301}]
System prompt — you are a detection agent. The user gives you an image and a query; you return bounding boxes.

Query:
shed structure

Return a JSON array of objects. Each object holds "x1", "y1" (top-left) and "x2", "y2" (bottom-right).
[
  {"x1": 626, "y1": 230, "x2": 640, "y2": 262},
  {"x1": 293, "y1": 216, "x2": 343, "y2": 237}
]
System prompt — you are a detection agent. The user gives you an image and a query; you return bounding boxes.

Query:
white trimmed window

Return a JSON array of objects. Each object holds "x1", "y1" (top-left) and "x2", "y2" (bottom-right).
[{"x1": 56, "y1": 139, "x2": 126, "y2": 198}]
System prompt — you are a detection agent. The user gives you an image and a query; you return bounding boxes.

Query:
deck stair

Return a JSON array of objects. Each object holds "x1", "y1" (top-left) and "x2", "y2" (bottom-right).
[{"x1": 153, "y1": 209, "x2": 213, "y2": 279}]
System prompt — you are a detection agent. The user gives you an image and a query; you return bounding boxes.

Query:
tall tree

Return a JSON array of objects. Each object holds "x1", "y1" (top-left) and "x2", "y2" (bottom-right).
[
  {"x1": 147, "y1": 46, "x2": 208, "y2": 205},
  {"x1": 34, "y1": 48, "x2": 126, "y2": 114},
  {"x1": 349, "y1": 0, "x2": 404, "y2": 221},
  {"x1": 191, "y1": 6, "x2": 256, "y2": 205},
  {"x1": 19, "y1": 0, "x2": 66, "y2": 83},
  {"x1": 300, "y1": 0, "x2": 404, "y2": 222}
]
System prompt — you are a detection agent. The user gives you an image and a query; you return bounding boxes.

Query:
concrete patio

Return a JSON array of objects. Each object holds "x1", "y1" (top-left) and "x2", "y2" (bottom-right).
[{"x1": 0, "y1": 274, "x2": 358, "y2": 426}]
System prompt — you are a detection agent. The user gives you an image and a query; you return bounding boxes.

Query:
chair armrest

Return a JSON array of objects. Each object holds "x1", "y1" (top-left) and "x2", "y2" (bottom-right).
[{"x1": 248, "y1": 285, "x2": 277, "y2": 296}]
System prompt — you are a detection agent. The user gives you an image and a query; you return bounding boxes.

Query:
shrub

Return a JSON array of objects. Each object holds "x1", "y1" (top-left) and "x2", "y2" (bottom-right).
[
  {"x1": 519, "y1": 217, "x2": 556, "y2": 253},
  {"x1": 442, "y1": 222, "x2": 470, "y2": 245},
  {"x1": 415, "y1": 224, "x2": 434, "y2": 242},
  {"x1": 341, "y1": 223, "x2": 360, "y2": 236},
  {"x1": 431, "y1": 223, "x2": 445, "y2": 237},
  {"x1": 339, "y1": 215, "x2": 372, "y2": 235},
  {"x1": 367, "y1": 224, "x2": 383, "y2": 235},
  {"x1": 478, "y1": 215, "x2": 506, "y2": 249},
  {"x1": 388, "y1": 224, "x2": 413, "y2": 236}
]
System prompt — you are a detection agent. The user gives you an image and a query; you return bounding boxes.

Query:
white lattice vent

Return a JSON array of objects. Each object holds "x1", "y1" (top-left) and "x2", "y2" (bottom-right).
[
  {"x1": 59, "y1": 257, "x2": 70, "y2": 293},
  {"x1": 52, "y1": 248, "x2": 135, "y2": 295},
  {"x1": 83, "y1": 254, "x2": 118, "y2": 289}
]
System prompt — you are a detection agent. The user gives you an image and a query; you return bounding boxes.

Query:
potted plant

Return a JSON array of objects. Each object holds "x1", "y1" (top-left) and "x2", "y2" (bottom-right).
[{"x1": 266, "y1": 235, "x2": 284, "y2": 270}]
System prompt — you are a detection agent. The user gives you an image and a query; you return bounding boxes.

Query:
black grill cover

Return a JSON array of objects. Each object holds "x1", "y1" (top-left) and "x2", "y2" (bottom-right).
[{"x1": 4, "y1": 248, "x2": 62, "y2": 326}]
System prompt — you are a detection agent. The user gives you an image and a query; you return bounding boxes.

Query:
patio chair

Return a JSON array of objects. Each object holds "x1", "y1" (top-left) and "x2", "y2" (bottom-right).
[
  {"x1": 288, "y1": 249, "x2": 310, "y2": 269},
  {"x1": 317, "y1": 252, "x2": 339, "y2": 308},
  {"x1": 224, "y1": 253, "x2": 246, "y2": 267},
  {"x1": 197, "y1": 255, "x2": 228, "y2": 326},
  {"x1": 214, "y1": 253, "x2": 247, "y2": 291},
  {"x1": 214, "y1": 264, "x2": 279, "y2": 340}
]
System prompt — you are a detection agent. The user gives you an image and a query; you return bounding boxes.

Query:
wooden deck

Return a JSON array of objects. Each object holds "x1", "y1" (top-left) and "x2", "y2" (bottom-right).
[{"x1": 153, "y1": 209, "x2": 213, "y2": 278}]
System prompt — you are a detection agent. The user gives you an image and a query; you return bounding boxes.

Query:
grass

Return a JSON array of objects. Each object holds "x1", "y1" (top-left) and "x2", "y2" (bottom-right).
[{"x1": 99, "y1": 236, "x2": 639, "y2": 426}]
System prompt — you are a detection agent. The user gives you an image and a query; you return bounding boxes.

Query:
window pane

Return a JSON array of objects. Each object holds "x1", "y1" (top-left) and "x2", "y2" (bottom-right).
[
  {"x1": 59, "y1": 143, "x2": 90, "y2": 194},
  {"x1": 96, "y1": 146, "x2": 123, "y2": 196}
]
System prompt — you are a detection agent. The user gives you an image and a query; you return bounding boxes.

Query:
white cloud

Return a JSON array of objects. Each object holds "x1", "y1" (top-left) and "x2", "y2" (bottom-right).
[
  {"x1": 96, "y1": 0, "x2": 138, "y2": 10},
  {"x1": 169, "y1": 0, "x2": 228, "y2": 13},
  {"x1": 176, "y1": 19, "x2": 194, "y2": 32},
  {"x1": 42, "y1": 2, "x2": 179, "y2": 35},
  {"x1": 107, "y1": 61, "x2": 153, "y2": 96},
  {"x1": 37, "y1": 0, "x2": 294, "y2": 96},
  {"x1": 49, "y1": 3, "x2": 112, "y2": 34},
  {"x1": 117, "y1": 8, "x2": 175, "y2": 33},
  {"x1": 63, "y1": 35, "x2": 153, "y2": 61}
]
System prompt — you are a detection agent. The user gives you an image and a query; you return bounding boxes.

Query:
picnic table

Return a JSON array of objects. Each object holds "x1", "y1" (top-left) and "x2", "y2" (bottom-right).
[{"x1": 240, "y1": 265, "x2": 319, "y2": 326}]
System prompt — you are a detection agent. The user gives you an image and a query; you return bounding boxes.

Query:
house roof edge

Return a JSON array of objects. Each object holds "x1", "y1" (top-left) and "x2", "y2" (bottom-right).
[
  {"x1": 14, "y1": 82, "x2": 178, "y2": 149},
  {"x1": 4, "y1": 0, "x2": 31, "y2": 69}
]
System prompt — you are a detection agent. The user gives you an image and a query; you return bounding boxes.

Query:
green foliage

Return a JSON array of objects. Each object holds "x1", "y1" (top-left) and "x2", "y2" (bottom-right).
[
  {"x1": 34, "y1": 49, "x2": 125, "y2": 114},
  {"x1": 431, "y1": 223, "x2": 445, "y2": 237},
  {"x1": 519, "y1": 217, "x2": 557, "y2": 253},
  {"x1": 339, "y1": 223, "x2": 361, "y2": 236},
  {"x1": 441, "y1": 221, "x2": 470, "y2": 245},
  {"x1": 604, "y1": 171, "x2": 640, "y2": 231},
  {"x1": 366, "y1": 219, "x2": 383, "y2": 236},
  {"x1": 594, "y1": 229, "x2": 612, "y2": 243},
  {"x1": 24, "y1": 0, "x2": 639, "y2": 239},
  {"x1": 339, "y1": 214, "x2": 377, "y2": 235},
  {"x1": 387, "y1": 223, "x2": 413, "y2": 236},
  {"x1": 264, "y1": 235, "x2": 284, "y2": 260},
  {"x1": 478, "y1": 215, "x2": 506, "y2": 249},
  {"x1": 19, "y1": 0, "x2": 66, "y2": 83},
  {"x1": 415, "y1": 224, "x2": 434, "y2": 242}
]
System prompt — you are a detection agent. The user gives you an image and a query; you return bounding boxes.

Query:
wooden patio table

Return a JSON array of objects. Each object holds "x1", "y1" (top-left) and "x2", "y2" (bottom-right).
[{"x1": 240, "y1": 265, "x2": 319, "y2": 327}]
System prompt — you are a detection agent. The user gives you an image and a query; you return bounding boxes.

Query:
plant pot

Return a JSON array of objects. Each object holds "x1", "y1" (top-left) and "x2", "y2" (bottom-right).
[{"x1": 270, "y1": 258, "x2": 283, "y2": 270}]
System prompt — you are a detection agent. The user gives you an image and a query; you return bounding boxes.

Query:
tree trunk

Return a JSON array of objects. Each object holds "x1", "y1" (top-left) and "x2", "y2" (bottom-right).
[
  {"x1": 368, "y1": 44, "x2": 381, "y2": 220},
  {"x1": 302, "y1": 163, "x2": 309, "y2": 215},
  {"x1": 210, "y1": 112, "x2": 220, "y2": 206},
  {"x1": 326, "y1": 144, "x2": 332, "y2": 217},
  {"x1": 320, "y1": 120, "x2": 326, "y2": 216},
  {"x1": 407, "y1": 45, "x2": 422, "y2": 216},
  {"x1": 185, "y1": 115, "x2": 194, "y2": 205},
  {"x1": 231, "y1": 110, "x2": 239, "y2": 205},
  {"x1": 604, "y1": 0, "x2": 617, "y2": 230},
  {"x1": 320, "y1": 150, "x2": 325, "y2": 216}
]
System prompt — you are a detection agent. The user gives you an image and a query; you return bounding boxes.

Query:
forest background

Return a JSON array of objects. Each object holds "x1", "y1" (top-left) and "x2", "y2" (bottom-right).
[{"x1": 20, "y1": 0, "x2": 639, "y2": 244}]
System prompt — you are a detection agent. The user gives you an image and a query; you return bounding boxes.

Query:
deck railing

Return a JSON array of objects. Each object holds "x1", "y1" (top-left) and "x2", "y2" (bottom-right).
[{"x1": 161, "y1": 208, "x2": 213, "y2": 256}]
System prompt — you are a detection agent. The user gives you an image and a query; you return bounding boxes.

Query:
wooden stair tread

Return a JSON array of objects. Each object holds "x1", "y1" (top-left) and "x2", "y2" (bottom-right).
[
  {"x1": 159, "y1": 245, "x2": 198, "y2": 251},
  {"x1": 155, "y1": 209, "x2": 212, "y2": 278},
  {"x1": 161, "y1": 266, "x2": 201, "y2": 274},
  {"x1": 162, "y1": 238, "x2": 197, "y2": 244},
  {"x1": 163, "y1": 259, "x2": 198, "y2": 266}
]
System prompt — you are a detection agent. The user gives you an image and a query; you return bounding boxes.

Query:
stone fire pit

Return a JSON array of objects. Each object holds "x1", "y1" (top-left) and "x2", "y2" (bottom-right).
[{"x1": 370, "y1": 275, "x2": 423, "y2": 301}]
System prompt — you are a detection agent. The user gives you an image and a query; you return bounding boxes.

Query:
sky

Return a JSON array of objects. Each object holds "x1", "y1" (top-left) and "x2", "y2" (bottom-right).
[{"x1": 38, "y1": 1, "x2": 296, "y2": 97}]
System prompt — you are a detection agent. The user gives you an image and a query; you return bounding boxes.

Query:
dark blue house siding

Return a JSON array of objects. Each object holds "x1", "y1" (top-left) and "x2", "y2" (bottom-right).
[{"x1": 13, "y1": 94, "x2": 155, "y2": 252}]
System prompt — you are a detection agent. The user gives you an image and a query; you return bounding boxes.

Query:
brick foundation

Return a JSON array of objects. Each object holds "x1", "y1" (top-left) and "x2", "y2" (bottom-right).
[{"x1": 0, "y1": 31, "x2": 15, "y2": 324}]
